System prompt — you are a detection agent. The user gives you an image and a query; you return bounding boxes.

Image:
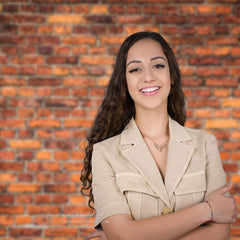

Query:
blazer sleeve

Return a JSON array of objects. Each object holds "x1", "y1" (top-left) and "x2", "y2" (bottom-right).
[
  {"x1": 204, "y1": 134, "x2": 227, "y2": 199},
  {"x1": 92, "y1": 144, "x2": 131, "y2": 229}
]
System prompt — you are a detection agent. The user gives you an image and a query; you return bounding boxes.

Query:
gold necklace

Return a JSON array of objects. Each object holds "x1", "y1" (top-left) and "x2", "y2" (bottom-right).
[{"x1": 143, "y1": 135, "x2": 169, "y2": 152}]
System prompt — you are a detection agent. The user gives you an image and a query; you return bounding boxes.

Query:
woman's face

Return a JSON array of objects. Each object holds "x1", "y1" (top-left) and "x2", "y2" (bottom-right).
[{"x1": 126, "y1": 38, "x2": 171, "y2": 114}]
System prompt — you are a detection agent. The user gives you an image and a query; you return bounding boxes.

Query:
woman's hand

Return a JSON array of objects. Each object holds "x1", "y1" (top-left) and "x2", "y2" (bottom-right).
[
  {"x1": 206, "y1": 184, "x2": 238, "y2": 224},
  {"x1": 85, "y1": 230, "x2": 108, "y2": 240}
]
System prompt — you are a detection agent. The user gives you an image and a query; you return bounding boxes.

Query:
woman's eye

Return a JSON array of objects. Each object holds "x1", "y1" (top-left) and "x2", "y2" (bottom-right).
[
  {"x1": 154, "y1": 64, "x2": 165, "y2": 69},
  {"x1": 128, "y1": 68, "x2": 140, "y2": 73}
]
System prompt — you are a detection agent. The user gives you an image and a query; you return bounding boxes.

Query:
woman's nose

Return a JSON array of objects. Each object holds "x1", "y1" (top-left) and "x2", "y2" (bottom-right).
[{"x1": 143, "y1": 68, "x2": 155, "y2": 82}]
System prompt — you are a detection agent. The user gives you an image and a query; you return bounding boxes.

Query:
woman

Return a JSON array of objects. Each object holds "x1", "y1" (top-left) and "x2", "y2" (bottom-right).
[{"x1": 81, "y1": 32, "x2": 237, "y2": 240}]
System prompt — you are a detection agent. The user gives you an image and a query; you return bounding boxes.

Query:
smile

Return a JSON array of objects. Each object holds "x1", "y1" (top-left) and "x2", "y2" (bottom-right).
[{"x1": 140, "y1": 86, "x2": 160, "y2": 95}]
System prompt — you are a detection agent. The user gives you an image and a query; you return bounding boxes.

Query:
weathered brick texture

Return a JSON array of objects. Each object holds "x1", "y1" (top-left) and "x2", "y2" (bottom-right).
[{"x1": 0, "y1": 0, "x2": 239, "y2": 239}]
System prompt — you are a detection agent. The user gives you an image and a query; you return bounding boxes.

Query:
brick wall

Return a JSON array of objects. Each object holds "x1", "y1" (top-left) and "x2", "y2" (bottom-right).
[{"x1": 0, "y1": 0, "x2": 239, "y2": 239}]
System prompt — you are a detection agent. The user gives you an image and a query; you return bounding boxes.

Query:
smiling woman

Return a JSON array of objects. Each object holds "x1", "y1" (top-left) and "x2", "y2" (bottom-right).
[{"x1": 80, "y1": 32, "x2": 237, "y2": 240}]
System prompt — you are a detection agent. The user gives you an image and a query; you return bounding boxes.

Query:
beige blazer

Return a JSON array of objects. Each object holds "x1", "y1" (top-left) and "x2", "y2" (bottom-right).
[{"x1": 92, "y1": 117, "x2": 226, "y2": 228}]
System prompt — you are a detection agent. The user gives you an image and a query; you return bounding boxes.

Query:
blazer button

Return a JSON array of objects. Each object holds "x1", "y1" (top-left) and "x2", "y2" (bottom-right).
[{"x1": 161, "y1": 207, "x2": 172, "y2": 215}]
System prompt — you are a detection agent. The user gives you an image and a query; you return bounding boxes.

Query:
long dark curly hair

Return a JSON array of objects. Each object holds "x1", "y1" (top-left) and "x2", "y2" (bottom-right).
[{"x1": 80, "y1": 32, "x2": 186, "y2": 208}]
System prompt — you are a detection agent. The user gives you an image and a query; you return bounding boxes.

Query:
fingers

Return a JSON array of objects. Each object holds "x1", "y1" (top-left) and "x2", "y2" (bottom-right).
[
  {"x1": 85, "y1": 230, "x2": 104, "y2": 240},
  {"x1": 216, "y1": 184, "x2": 233, "y2": 195}
]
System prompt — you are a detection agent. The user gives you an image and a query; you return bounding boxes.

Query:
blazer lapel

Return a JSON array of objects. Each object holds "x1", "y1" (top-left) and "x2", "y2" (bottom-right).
[
  {"x1": 165, "y1": 117, "x2": 195, "y2": 198},
  {"x1": 120, "y1": 119, "x2": 171, "y2": 208}
]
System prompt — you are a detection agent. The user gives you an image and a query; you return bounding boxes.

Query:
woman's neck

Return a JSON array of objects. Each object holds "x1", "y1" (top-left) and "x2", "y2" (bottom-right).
[{"x1": 135, "y1": 109, "x2": 169, "y2": 140}]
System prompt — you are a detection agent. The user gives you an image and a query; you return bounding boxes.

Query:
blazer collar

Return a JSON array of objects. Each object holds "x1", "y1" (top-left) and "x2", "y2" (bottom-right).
[
  {"x1": 120, "y1": 116, "x2": 195, "y2": 209},
  {"x1": 120, "y1": 116, "x2": 192, "y2": 144}
]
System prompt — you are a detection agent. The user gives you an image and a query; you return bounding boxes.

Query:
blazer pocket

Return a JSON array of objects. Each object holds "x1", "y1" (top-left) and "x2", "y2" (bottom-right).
[
  {"x1": 116, "y1": 173, "x2": 158, "y2": 219},
  {"x1": 174, "y1": 171, "x2": 206, "y2": 211}
]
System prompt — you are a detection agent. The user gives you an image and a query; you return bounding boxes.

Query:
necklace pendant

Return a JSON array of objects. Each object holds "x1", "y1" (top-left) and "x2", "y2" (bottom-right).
[{"x1": 154, "y1": 142, "x2": 166, "y2": 152}]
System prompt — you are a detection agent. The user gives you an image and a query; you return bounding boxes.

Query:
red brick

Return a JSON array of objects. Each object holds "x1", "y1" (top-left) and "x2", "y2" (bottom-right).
[
  {"x1": 27, "y1": 162, "x2": 60, "y2": 171},
  {"x1": 215, "y1": 6, "x2": 231, "y2": 14},
  {"x1": 21, "y1": 4, "x2": 37, "y2": 12},
  {"x1": 54, "y1": 151, "x2": 69, "y2": 160},
  {"x1": 233, "y1": 110, "x2": 240, "y2": 118},
  {"x1": 37, "y1": 129, "x2": 52, "y2": 138},
  {"x1": 45, "y1": 228, "x2": 78, "y2": 237},
  {"x1": 188, "y1": 99, "x2": 220, "y2": 108},
  {"x1": 9, "y1": 140, "x2": 41, "y2": 149},
  {"x1": 196, "y1": 26, "x2": 212, "y2": 35},
  {"x1": 37, "y1": 25, "x2": 53, "y2": 33},
  {"x1": 223, "y1": 163, "x2": 238, "y2": 172},
  {"x1": 35, "y1": 151, "x2": 51, "y2": 160},
  {"x1": 0, "y1": 206, "x2": 24, "y2": 214},
  {"x1": 44, "y1": 140, "x2": 76, "y2": 150},
  {"x1": 2, "y1": 46, "x2": 18, "y2": 54},
  {"x1": 53, "y1": 88, "x2": 69, "y2": 96},
  {"x1": 53, "y1": 195, "x2": 68, "y2": 204},
  {"x1": 0, "y1": 151, "x2": 15, "y2": 160},
  {"x1": 206, "y1": 120, "x2": 239, "y2": 129},
  {"x1": 109, "y1": 5, "x2": 124, "y2": 14},
  {"x1": 44, "y1": 184, "x2": 76, "y2": 193},
  {"x1": 55, "y1": 130, "x2": 70, "y2": 139},
  {"x1": 1, "y1": 66, "x2": 17, "y2": 75},
  {"x1": 17, "y1": 173, "x2": 34, "y2": 182},
  {"x1": 39, "y1": 4, "x2": 54, "y2": 13},
  {"x1": 54, "y1": 172, "x2": 69, "y2": 182},
  {"x1": 36, "y1": 173, "x2": 51, "y2": 182},
  {"x1": 156, "y1": 16, "x2": 186, "y2": 24},
  {"x1": 35, "y1": 109, "x2": 52, "y2": 119},
  {"x1": 232, "y1": 131, "x2": 240, "y2": 139},
  {"x1": 10, "y1": 99, "x2": 41, "y2": 107},
  {"x1": 232, "y1": 152, "x2": 240, "y2": 161},
  {"x1": 224, "y1": 142, "x2": 240, "y2": 150},
  {"x1": 72, "y1": 67, "x2": 88, "y2": 75},
  {"x1": 18, "y1": 129, "x2": 34, "y2": 138},
  {"x1": 223, "y1": 99, "x2": 240, "y2": 107},
  {"x1": 37, "y1": 66, "x2": 52, "y2": 75},
  {"x1": 64, "y1": 119, "x2": 93, "y2": 128},
  {"x1": 206, "y1": 78, "x2": 238, "y2": 87},
  {"x1": 13, "y1": 15, "x2": 45, "y2": 23},
  {"x1": 72, "y1": 151, "x2": 85, "y2": 160},
  {"x1": 63, "y1": 77, "x2": 95, "y2": 87},
  {"x1": 189, "y1": 16, "x2": 220, "y2": 24},
  {"x1": 56, "y1": 4, "x2": 72, "y2": 13},
  {"x1": 16, "y1": 216, "x2": 32, "y2": 225},
  {"x1": 29, "y1": 119, "x2": 61, "y2": 128},
  {"x1": 35, "y1": 195, "x2": 51, "y2": 204},
  {"x1": 189, "y1": 57, "x2": 220, "y2": 65},
  {"x1": 17, "y1": 151, "x2": 34, "y2": 160},
  {"x1": 45, "y1": 99, "x2": 78, "y2": 107},
  {"x1": 8, "y1": 184, "x2": 41, "y2": 193},
  {"x1": 63, "y1": 162, "x2": 83, "y2": 171},
  {"x1": 19, "y1": 46, "x2": 36, "y2": 54},
  {"x1": 162, "y1": 26, "x2": 178, "y2": 35},
  {"x1": 28, "y1": 77, "x2": 60, "y2": 86},
  {"x1": 20, "y1": 25, "x2": 36, "y2": 34},
  {"x1": 54, "y1": 109, "x2": 70, "y2": 117},
  {"x1": 12, "y1": 56, "x2": 43, "y2": 65},
  {"x1": 18, "y1": 88, "x2": 34, "y2": 97},
  {"x1": 18, "y1": 109, "x2": 34, "y2": 118},
  {"x1": 3, "y1": 4, "x2": 19, "y2": 13},
  {"x1": 16, "y1": 195, "x2": 33, "y2": 204},
  {"x1": 0, "y1": 216, "x2": 14, "y2": 225},
  {"x1": 214, "y1": 110, "x2": 230, "y2": 118},
  {"x1": 19, "y1": 66, "x2": 35, "y2": 75},
  {"x1": 54, "y1": 46, "x2": 71, "y2": 54}
]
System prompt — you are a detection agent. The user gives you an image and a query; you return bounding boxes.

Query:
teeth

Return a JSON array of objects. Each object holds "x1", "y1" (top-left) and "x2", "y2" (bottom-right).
[{"x1": 141, "y1": 87, "x2": 159, "y2": 93}]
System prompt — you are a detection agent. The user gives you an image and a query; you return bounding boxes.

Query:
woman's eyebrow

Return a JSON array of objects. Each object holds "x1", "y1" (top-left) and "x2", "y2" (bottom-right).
[
  {"x1": 127, "y1": 56, "x2": 166, "y2": 67},
  {"x1": 126, "y1": 60, "x2": 141, "y2": 67},
  {"x1": 151, "y1": 56, "x2": 166, "y2": 61}
]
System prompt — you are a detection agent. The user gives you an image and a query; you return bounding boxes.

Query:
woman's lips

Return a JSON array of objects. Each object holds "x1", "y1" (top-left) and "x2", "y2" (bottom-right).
[{"x1": 140, "y1": 86, "x2": 160, "y2": 96}]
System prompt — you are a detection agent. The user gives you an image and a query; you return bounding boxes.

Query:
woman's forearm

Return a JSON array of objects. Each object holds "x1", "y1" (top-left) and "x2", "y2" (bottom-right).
[
  {"x1": 102, "y1": 202, "x2": 211, "y2": 240},
  {"x1": 176, "y1": 223, "x2": 230, "y2": 240}
]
